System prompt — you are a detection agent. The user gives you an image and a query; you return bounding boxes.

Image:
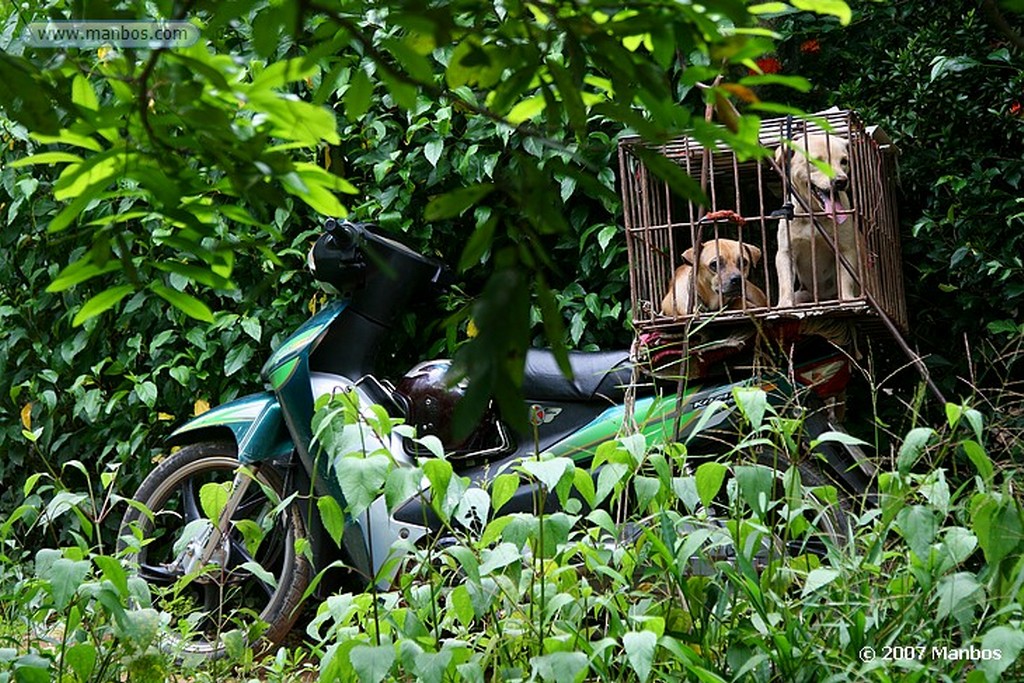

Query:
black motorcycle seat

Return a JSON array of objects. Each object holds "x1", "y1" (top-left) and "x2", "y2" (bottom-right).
[{"x1": 523, "y1": 349, "x2": 635, "y2": 403}]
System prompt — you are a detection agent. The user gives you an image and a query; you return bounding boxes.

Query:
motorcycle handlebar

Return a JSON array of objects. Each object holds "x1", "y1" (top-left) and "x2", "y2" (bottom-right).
[{"x1": 323, "y1": 218, "x2": 359, "y2": 250}]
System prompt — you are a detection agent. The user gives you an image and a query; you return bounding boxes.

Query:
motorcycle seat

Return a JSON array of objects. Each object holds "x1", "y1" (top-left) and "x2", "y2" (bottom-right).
[{"x1": 523, "y1": 349, "x2": 636, "y2": 403}]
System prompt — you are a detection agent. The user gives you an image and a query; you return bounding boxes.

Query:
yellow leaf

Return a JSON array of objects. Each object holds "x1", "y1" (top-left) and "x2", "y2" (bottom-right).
[
  {"x1": 466, "y1": 318, "x2": 478, "y2": 338},
  {"x1": 157, "y1": 412, "x2": 175, "y2": 421},
  {"x1": 194, "y1": 399, "x2": 211, "y2": 416},
  {"x1": 20, "y1": 403, "x2": 32, "y2": 430}
]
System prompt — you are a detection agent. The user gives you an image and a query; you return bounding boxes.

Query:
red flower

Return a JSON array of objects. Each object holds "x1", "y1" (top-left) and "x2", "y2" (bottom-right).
[
  {"x1": 752, "y1": 56, "x2": 782, "y2": 75},
  {"x1": 1011, "y1": 101, "x2": 1022, "y2": 117},
  {"x1": 800, "y1": 39, "x2": 821, "y2": 54}
]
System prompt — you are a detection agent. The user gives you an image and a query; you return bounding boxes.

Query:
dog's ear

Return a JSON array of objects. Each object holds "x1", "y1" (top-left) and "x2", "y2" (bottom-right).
[
  {"x1": 680, "y1": 247, "x2": 695, "y2": 265},
  {"x1": 743, "y1": 243, "x2": 762, "y2": 267}
]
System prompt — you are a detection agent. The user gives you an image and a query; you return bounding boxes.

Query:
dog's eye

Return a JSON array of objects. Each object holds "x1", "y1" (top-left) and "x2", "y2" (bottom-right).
[
  {"x1": 741, "y1": 258, "x2": 750, "y2": 270},
  {"x1": 840, "y1": 156, "x2": 849, "y2": 168},
  {"x1": 708, "y1": 259, "x2": 719, "y2": 273}
]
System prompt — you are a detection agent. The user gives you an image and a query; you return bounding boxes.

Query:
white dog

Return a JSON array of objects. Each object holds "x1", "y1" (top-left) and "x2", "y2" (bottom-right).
[{"x1": 775, "y1": 135, "x2": 861, "y2": 306}]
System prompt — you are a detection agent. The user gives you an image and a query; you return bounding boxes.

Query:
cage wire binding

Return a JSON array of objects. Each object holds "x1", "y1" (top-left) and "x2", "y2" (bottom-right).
[{"x1": 619, "y1": 108, "x2": 945, "y2": 403}]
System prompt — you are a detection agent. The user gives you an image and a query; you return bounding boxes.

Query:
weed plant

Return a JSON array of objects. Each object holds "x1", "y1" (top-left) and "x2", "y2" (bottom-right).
[{"x1": 1, "y1": 387, "x2": 1023, "y2": 682}]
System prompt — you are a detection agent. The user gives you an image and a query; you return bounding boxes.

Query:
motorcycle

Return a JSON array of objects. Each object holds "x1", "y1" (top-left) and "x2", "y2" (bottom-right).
[{"x1": 118, "y1": 220, "x2": 875, "y2": 658}]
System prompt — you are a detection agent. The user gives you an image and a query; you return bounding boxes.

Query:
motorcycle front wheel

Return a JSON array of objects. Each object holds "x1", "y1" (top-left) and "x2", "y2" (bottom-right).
[{"x1": 117, "y1": 441, "x2": 311, "y2": 659}]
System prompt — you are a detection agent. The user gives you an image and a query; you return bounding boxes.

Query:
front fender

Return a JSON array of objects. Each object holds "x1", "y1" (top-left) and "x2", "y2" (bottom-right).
[{"x1": 169, "y1": 393, "x2": 293, "y2": 465}]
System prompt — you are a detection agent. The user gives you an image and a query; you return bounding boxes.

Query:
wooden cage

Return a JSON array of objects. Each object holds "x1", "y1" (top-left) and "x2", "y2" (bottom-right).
[{"x1": 619, "y1": 110, "x2": 908, "y2": 340}]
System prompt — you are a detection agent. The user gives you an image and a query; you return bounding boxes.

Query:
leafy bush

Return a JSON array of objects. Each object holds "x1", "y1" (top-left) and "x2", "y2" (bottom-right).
[
  {"x1": 771, "y1": 0, "x2": 1024, "y2": 379},
  {"x1": 299, "y1": 391, "x2": 1024, "y2": 682}
]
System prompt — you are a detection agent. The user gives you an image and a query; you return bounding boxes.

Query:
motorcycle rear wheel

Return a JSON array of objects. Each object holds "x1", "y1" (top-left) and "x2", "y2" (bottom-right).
[{"x1": 117, "y1": 441, "x2": 311, "y2": 659}]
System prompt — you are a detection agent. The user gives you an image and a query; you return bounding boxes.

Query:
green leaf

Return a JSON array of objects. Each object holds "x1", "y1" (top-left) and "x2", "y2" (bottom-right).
[
  {"x1": 733, "y1": 387, "x2": 767, "y2": 429},
  {"x1": 531, "y1": 652, "x2": 588, "y2": 683},
  {"x1": 506, "y1": 94, "x2": 546, "y2": 125},
  {"x1": 449, "y1": 584, "x2": 474, "y2": 625},
  {"x1": 572, "y1": 468, "x2": 596, "y2": 508},
  {"x1": 54, "y1": 152, "x2": 130, "y2": 202},
  {"x1": 48, "y1": 181, "x2": 109, "y2": 233},
  {"x1": 318, "y1": 496, "x2": 345, "y2": 547},
  {"x1": 251, "y1": 57, "x2": 318, "y2": 91},
  {"x1": 223, "y1": 345, "x2": 254, "y2": 377},
  {"x1": 200, "y1": 481, "x2": 230, "y2": 521},
  {"x1": 634, "y1": 476, "x2": 661, "y2": 510},
  {"x1": 384, "y1": 465, "x2": 423, "y2": 512},
  {"x1": 520, "y1": 457, "x2": 572, "y2": 491},
  {"x1": 349, "y1": 645, "x2": 395, "y2": 683},
  {"x1": 247, "y1": 92, "x2": 340, "y2": 145},
  {"x1": 971, "y1": 494, "x2": 1023, "y2": 565},
  {"x1": 801, "y1": 567, "x2": 840, "y2": 597},
  {"x1": 8, "y1": 151, "x2": 83, "y2": 168},
  {"x1": 345, "y1": 67, "x2": 374, "y2": 121},
  {"x1": 934, "y1": 571, "x2": 981, "y2": 625},
  {"x1": 961, "y1": 440, "x2": 994, "y2": 483},
  {"x1": 47, "y1": 258, "x2": 122, "y2": 292},
  {"x1": 897, "y1": 427, "x2": 937, "y2": 474},
  {"x1": 233, "y1": 519, "x2": 265, "y2": 556},
  {"x1": 547, "y1": 60, "x2": 587, "y2": 135},
  {"x1": 424, "y1": 138, "x2": 444, "y2": 167},
  {"x1": 251, "y1": 7, "x2": 280, "y2": 59},
  {"x1": 154, "y1": 262, "x2": 234, "y2": 290},
  {"x1": 135, "y1": 381, "x2": 157, "y2": 408},
  {"x1": 811, "y1": 430, "x2": 869, "y2": 447},
  {"x1": 239, "y1": 560, "x2": 278, "y2": 588},
  {"x1": 447, "y1": 37, "x2": 505, "y2": 89},
  {"x1": 491, "y1": 473, "x2": 520, "y2": 513},
  {"x1": 72, "y1": 74, "x2": 99, "y2": 111},
  {"x1": 979, "y1": 625, "x2": 1024, "y2": 681},
  {"x1": 735, "y1": 465, "x2": 773, "y2": 518},
  {"x1": 595, "y1": 462, "x2": 628, "y2": 505},
  {"x1": 12, "y1": 653, "x2": 51, "y2": 683},
  {"x1": 151, "y1": 284, "x2": 215, "y2": 323},
  {"x1": 383, "y1": 36, "x2": 434, "y2": 82},
  {"x1": 65, "y1": 642, "x2": 97, "y2": 682},
  {"x1": 695, "y1": 462, "x2": 727, "y2": 509},
  {"x1": 413, "y1": 650, "x2": 453, "y2": 683},
  {"x1": 458, "y1": 216, "x2": 498, "y2": 272},
  {"x1": 37, "y1": 555, "x2": 91, "y2": 610},
  {"x1": 424, "y1": 184, "x2": 495, "y2": 221},
  {"x1": 790, "y1": 0, "x2": 852, "y2": 25},
  {"x1": 72, "y1": 285, "x2": 134, "y2": 327},
  {"x1": 336, "y1": 454, "x2": 390, "y2": 518},
  {"x1": 380, "y1": 71, "x2": 417, "y2": 109},
  {"x1": 479, "y1": 542, "x2": 521, "y2": 575},
  {"x1": 929, "y1": 55, "x2": 981, "y2": 82},
  {"x1": 623, "y1": 630, "x2": 657, "y2": 683},
  {"x1": 896, "y1": 505, "x2": 938, "y2": 559},
  {"x1": 30, "y1": 129, "x2": 102, "y2": 151},
  {"x1": 748, "y1": 2, "x2": 793, "y2": 15}
]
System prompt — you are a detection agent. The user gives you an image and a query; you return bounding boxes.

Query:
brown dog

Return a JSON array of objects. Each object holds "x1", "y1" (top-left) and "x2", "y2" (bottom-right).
[
  {"x1": 775, "y1": 135, "x2": 862, "y2": 306},
  {"x1": 661, "y1": 239, "x2": 768, "y2": 316}
]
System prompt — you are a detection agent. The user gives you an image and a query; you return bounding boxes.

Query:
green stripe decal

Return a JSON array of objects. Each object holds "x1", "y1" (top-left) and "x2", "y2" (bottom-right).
[{"x1": 269, "y1": 357, "x2": 300, "y2": 390}]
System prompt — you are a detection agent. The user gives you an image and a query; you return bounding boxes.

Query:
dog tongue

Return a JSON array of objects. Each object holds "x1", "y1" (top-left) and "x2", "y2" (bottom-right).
[{"x1": 822, "y1": 195, "x2": 848, "y2": 224}]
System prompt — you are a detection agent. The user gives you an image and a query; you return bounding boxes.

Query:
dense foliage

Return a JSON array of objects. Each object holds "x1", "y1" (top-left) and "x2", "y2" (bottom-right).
[
  {"x1": 0, "y1": 0, "x2": 829, "y2": 512},
  {"x1": 4, "y1": 396, "x2": 1024, "y2": 681},
  {"x1": 2, "y1": 0, "x2": 1024, "y2": 679},
  {"x1": 770, "y1": 1, "x2": 1024, "y2": 390}
]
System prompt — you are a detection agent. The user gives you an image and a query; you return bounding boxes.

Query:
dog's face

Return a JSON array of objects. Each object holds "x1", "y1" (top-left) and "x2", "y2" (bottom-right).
[
  {"x1": 776, "y1": 135, "x2": 850, "y2": 221},
  {"x1": 681, "y1": 239, "x2": 762, "y2": 307}
]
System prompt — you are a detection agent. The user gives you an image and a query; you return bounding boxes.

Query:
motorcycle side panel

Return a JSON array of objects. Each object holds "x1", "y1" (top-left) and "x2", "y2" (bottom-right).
[
  {"x1": 261, "y1": 300, "x2": 346, "y2": 383},
  {"x1": 169, "y1": 393, "x2": 293, "y2": 465}
]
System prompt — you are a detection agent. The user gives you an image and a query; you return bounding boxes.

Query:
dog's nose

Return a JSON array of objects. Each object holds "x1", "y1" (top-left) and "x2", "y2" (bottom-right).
[
  {"x1": 834, "y1": 175, "x2": 849, "y2": 192},
  {"x1": 723, "y1": 273, "x2": 743, "y2": 293}
]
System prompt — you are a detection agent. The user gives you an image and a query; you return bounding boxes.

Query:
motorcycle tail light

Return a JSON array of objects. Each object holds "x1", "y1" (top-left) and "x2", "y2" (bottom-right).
[{"x1": 794, "y1": 357, "x2": 851, "y2": 398}]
